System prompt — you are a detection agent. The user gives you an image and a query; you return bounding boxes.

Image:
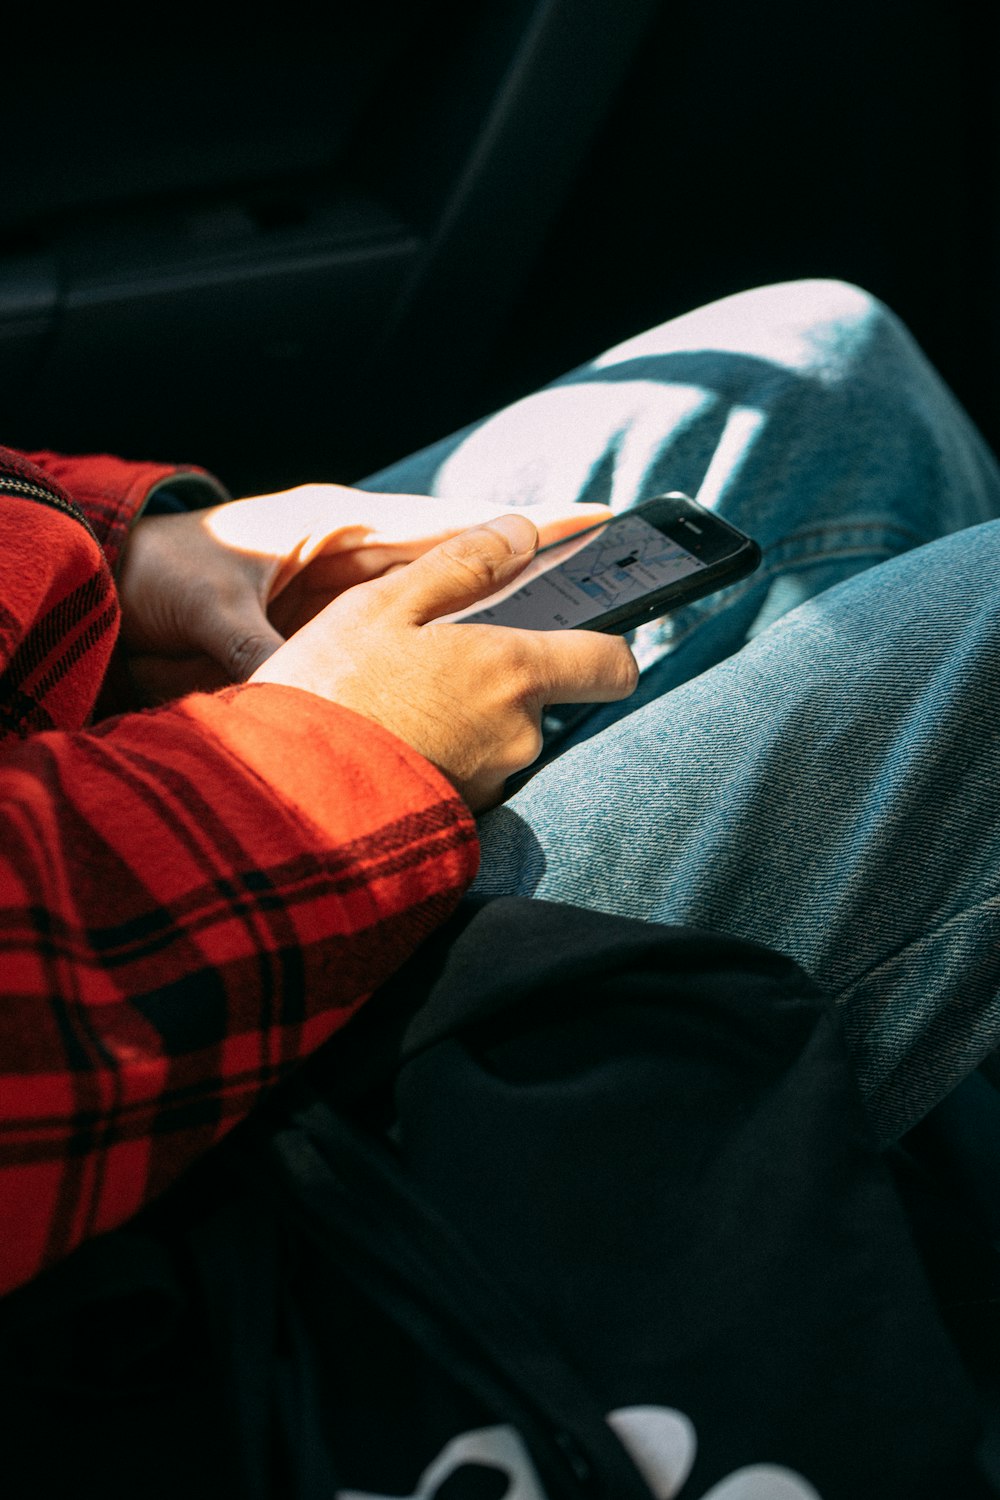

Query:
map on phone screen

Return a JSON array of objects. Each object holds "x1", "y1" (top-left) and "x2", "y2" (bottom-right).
[{"x1": 443, "y1": 512, "x2": 706, "y2": 630}]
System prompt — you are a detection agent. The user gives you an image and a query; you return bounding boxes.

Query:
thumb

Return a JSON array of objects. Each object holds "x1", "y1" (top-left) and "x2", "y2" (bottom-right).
[
  {"x1": 201, "y1": 598, "x2": 287, "y2": 682},
  {"x1": 390, "y1": 513, "x2": 539, "y2": 625}
]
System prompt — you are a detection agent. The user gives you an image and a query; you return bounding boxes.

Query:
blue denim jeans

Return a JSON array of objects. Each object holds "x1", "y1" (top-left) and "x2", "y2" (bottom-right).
[{"x1": 361, "y1": 279, "x2": 1000, "y2": 1145}]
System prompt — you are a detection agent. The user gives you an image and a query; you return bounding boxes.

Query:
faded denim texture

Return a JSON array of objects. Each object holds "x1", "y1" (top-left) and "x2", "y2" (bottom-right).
[{"x1": 363, "y1": 279, "x2": 1000, "y2": 1143}]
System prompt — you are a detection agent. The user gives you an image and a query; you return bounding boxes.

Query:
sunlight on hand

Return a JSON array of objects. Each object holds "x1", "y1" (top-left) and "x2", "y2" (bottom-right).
[{"x1": 200, "y1": 484, "x2": 614, "y2": 587}]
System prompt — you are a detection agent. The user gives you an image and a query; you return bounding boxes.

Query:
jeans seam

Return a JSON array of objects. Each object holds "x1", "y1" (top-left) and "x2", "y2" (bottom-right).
[{"x1": 764, "y1": 519, "x2": 929, "y2": 562}]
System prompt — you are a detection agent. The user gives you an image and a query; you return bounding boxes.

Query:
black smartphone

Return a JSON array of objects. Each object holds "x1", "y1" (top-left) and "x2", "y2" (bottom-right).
[{"x1": 445, "y1": 492, "x2": 761, "y2": 634}]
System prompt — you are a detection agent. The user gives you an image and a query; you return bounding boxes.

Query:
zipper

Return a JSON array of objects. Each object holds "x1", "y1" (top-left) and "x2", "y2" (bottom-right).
[{"x1": 0, "y1": 474, "x2": 99, "y2": 544}]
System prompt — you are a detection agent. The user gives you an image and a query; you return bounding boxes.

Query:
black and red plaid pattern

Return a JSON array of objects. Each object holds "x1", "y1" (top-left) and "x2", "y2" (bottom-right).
[{"x1": 0, "y1": 447, "x2": 478, "y2": 1295}]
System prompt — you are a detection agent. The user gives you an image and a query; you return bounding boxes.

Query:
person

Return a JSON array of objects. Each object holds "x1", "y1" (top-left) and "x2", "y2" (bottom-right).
[
  {"x1": 0, "y1": 450, "x2": 630, "y2": 1299},
  {"x1": 2, "y1": 276, "x2": 999, "y2": 1302}
]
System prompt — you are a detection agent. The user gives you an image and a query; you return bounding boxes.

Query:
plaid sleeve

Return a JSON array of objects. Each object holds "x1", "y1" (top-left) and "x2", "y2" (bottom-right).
[
  {"x1": 0, "y1": 445, "x2": 477, "y2": 1296},
  {"x1": 0, "y1": 678, "x2": 478, "y2": 1298},
  {"x1": 19, "y1": 448, "x2": 229, "y2": 574}
]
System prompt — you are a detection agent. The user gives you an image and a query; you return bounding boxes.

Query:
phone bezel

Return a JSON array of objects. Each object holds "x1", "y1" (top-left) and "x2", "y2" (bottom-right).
[{"x1": 533, "y1": 491, "x2": 761, "y2": 635}]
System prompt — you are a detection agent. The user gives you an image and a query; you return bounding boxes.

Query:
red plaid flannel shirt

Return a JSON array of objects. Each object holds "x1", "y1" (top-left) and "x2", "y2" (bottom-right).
[{"x1": 0, "y1": 445, "x2": 478, "y2": 1296}]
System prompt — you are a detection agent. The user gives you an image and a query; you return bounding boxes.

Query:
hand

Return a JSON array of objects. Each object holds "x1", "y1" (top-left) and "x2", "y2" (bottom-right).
[
  {"x1": 117, "y1": 484, "x2": 614, "y2": 705},
  {"x1": 249, "y1": 512, "x2": 639, "y2": 811}
]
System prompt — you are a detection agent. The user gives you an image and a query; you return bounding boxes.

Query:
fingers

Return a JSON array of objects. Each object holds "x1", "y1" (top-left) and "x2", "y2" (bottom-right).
[
  {"x1": 197, "y1": 601, "x2": 286, "y2": 681},
  {"x1": 527, "y1": 501, "x2": 613, "y2": 548},
  {"x1": 368, "y1": 500, "x2": 612, "y2": 570},
  {"x1": 218, "y1": 622, "x2": 287, "y2": 681},
  {"x1": 427, "y1": 500, "x2": 612, "y2": 554},
  {"x1": 233, "y1": 491, "x2": 614, "y2": 624},
  {"x1": 379, "y1": 515, "x2": 541, "y2": 626},
  {"x1": 519, "y1": 627, "x2": 640, "y2": 706},
  {"x1": 344, "y1": 491, "x2": 612, "y2": 553},
  {"x1": 348, "y1": 515, "x2": 637, "y2": 706}
]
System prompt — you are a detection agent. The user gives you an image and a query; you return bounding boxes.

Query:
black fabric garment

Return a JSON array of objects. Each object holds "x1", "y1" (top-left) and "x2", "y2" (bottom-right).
[{"x1": 0, "y1": 896, "x2": 992, "y2": 1498}]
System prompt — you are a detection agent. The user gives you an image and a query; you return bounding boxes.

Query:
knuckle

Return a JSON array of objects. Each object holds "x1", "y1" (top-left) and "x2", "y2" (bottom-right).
[
  {"x1": 345, "y1": 574, "x2": 390, "y2": 617},
  {"x1": 511, "y1": 721, "x2": 544, "y2": 769},
  {"x1": 616, "y1": 640, "x2": 640, "y2": 693},
  {"x1": 223, "y1": 630, "x2": 278, "y2": 681},
  {"x1": 441, "y1": 536, "x2": 502, "y2": 591},
  {"x1": 496, "y1": 643, "x2": 539, "y2": 704}
]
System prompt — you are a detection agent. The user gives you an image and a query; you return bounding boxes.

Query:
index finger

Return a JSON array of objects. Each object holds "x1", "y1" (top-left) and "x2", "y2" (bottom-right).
[{"x1": 361, "y1": 498, "x2": 615, "y2": 568}]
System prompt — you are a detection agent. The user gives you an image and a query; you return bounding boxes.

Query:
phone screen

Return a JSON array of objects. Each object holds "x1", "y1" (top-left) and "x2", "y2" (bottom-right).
[{"x1": 443, "y1": 511, "x2": 706, "y2": 630}]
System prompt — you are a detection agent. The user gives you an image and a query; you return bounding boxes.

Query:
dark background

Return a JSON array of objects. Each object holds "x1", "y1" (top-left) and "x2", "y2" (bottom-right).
[{"x1": 0, "y1": 0, "x2": 995, "y2": 496}]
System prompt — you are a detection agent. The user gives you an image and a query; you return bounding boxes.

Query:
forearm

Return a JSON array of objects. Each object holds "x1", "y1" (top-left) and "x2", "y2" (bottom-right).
[{"x1": 0, "y1": 683, "x2": 478, "y2": 1295}]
